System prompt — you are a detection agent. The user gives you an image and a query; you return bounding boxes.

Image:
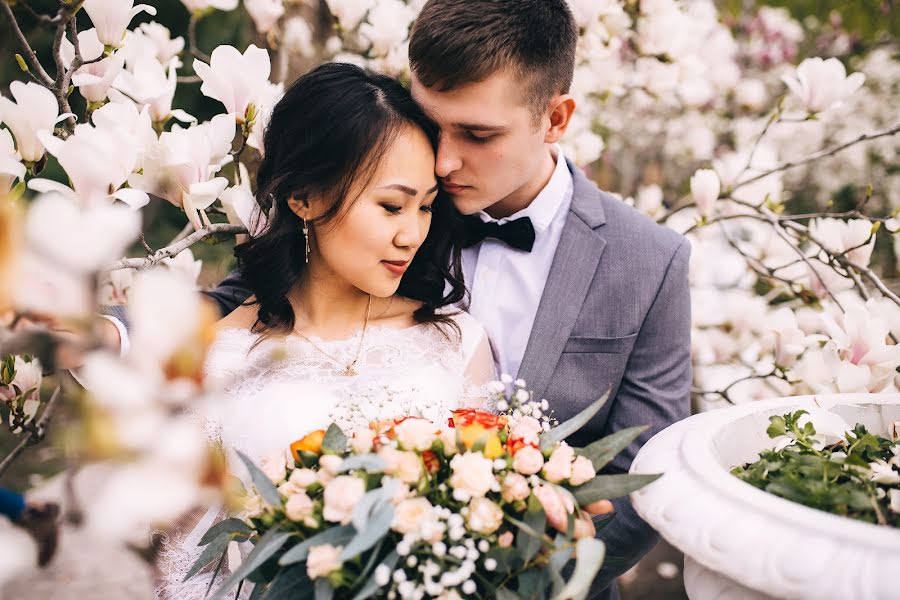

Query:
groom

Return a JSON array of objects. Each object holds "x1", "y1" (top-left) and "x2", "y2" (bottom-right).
[{"x1": 104, "y1": 0, "x2": 691, "y2": 597}]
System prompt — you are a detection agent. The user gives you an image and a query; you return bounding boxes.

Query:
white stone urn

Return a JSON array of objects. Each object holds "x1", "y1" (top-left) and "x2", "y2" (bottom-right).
[{"x1": 629, "y1": 393, "x2": 900, "y2": 600}]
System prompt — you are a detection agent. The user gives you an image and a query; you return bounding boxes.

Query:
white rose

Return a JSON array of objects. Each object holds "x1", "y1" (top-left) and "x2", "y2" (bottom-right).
[
  {"x1": 259, "y1": 450, "x2": 287, "y2": 484},
  {"x1": 509, "y1": 416, "x2": 543, "y2": 446},
  {"x1": 351, "y1": 428, "x2": 376, "y2": 454},
  {"x1": 465, "y1": 497, "x2": 503, "y2": 535},
  {"x1": 392, "y1": 497, "x2": 435, "y2": 535},
  {"x1": 569, "y1": 455, "x2": 597, "y2": 486},
  {"x1": 319, "y1": 454, "x2": 343, "y2": 476},
  {"x1": 439, "y1": 428, "x2": 458, "y2": 456},
  {"x1": 512, "y1": 446, "x2": 544, "y2": 476},
  {"x1": 449, "y1": 452, "x2": 499, "y2": 499},
  {"x1": 379, "y1": 446, "x2": 423, "y2": 484},
  {"x1": 323, "y1": 475, "x2": 365, "y2": 525},
  {"x1": 284, "y1": 491, "x2": 314, "y2": 523},
  {"x1": 501, "y1": 473, "x2": 531, "y2": 503},
  {"x1": 542, "y1": 443, "x2": 575, "y2": 483},
  {"x1": 394, "y1": 418, "x2": 438, "y2": 451},
  {"x1": 289, "y1": 468, "x2": 317, "y2": 489},
  {"x1": 307, "y1": 543, "x2": 343, "y2": 579}
]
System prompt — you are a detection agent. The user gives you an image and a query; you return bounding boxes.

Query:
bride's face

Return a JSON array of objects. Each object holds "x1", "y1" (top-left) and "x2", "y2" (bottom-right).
[{"x1": 308, "y1": 125, "x2": 439, "y2": 297}]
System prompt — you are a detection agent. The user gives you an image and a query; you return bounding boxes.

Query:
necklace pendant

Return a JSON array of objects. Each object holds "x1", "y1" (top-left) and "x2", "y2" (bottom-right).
[{"x1": 342, "y1": 365, "x2": 357, "y2": 377}]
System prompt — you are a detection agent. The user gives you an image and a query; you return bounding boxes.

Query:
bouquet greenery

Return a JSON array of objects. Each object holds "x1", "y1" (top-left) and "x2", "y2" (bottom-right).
[
  {"x1": 732, "y1": 409, "x2": 900, "y2": 528},
  {"x1": 188, "y1": 381, "x2": 658, "y2": 599}
]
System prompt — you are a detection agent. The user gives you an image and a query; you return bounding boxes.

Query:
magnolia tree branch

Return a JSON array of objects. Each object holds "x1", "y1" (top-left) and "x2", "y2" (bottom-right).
[
  {"x1": 1, "y1": 0, "x2": 54, "y2": 86},
  {"x1": 730, "y1": 122, "x2": 900, "y2": 194},
  {"x1": 188, "y1": 14, "x2": 211, "y2": 63},
  {"x1": 0, "y1": 383, "x2": 63, "y2": 480},
  {"x1": 108, "y1": 223, "x2": 247, "y2": 271}
]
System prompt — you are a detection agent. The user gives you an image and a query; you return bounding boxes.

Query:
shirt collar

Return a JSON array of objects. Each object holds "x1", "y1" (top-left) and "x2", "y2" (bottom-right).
[{"x1": 477, "y1": 145, "x2": 572, "y2": 234}]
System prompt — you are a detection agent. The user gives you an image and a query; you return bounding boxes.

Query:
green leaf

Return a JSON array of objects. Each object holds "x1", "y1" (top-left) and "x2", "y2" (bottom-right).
[
  {"x1": 182, "y1": 534, "x2": 231, "y2": 583},
  {"x1": 208, "y1": 529, "x2": 292, "y2": 600},
  {"x1": 515, "y1": 494, "x2": 548, "y2": 563},
  {"x1": 541, "y1": 389, "x2": 611, "y2": 449},
  {"x1": 766, "y1": 415, "x2": 787, "y2": 438},
  {"x1": 322, "y1": 423, "x2": 348, "y2": 455},
  {"x1": 496, "y1": 589, "x2": 520, "y2": 600},
  {"x1": 314, "y1": 579, "x2": 334, "y2": 600},
  {"x1": 351, "y1": 551, "x2": 399, "y2": 600},
  {"x1": 576, "y1": 425, "x2": 648, "y2": 472},
  {"x1": 340, "y1": 503, "x2": 394, "y2": 561},
  {"x1": 553, "y1": 538, "x2": 606, "y2": 600},
  {"x1": 237, "y1": 450, "x2": 282, "y2": 507},
  {"x1": 570, "y1": 474, "x2": 660, "y2": 505},
  {"x1": 199, "y1": 518, "x2": 253, "y2": 546},
  {"x1": 261, "y1": 565, "x2": 313, "y2": 600},
  {"x1": 279, "y1": 526, "x2": 355, "y2": 566},
  {"x1": 517, "y1": 568, "x2": 549, "y2": 600},
  {"x1": 15, "y1": 54, "x2": 29, "y2": 73},
  {"x1": 351, "y1": 488, "x2": 388, "y2": 534},
  {"x1": 337, "y1": 454, "x2": 386, "y2": 473}
]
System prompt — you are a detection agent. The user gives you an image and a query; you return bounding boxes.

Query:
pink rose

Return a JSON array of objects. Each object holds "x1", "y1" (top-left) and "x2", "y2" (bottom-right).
[
  {"x1": 573, "y1": 512, "x2": 596, "y2": 540},
  {"x1": 569, "y1": 455, "x2": 596, "y2": 486},
  {"x1": 259, "y1": 450, "x2": 287, "y2": 484},
  {"x1": 351, "y1": 429, "x2": 376, "y2": 454},
  {"x1": 465, "y1": 497, "x2": 504, "y2": 535},
  {"x1": 284, "y1": 491, "x2": 315, "y2": 525},
  {"x1": 323, "y1": 475, "x2": 365, "y2": 524},
  {"x1": 319, "y1": 454, "x2": 343, "y2": 475},
  {"x1": 497, "y1": 531, "x2": 514, "y2": 547},
  {"x1": 307, "y1": 544, "x2": 343, "y2": 579},
  {"x1": 379, "y1": 446, "x2": 423, "y2": 484},
  {"x1": 532, "y1": 484, "x2": 574, "y2": 533},
  {"x1": 509, "y1": 416, "x2": 542, "y2": 445},
  {"x1": 501, "y1": 473, "x2": 530, "y2": 503},
  {"x1": 512, "y1": 446, "x2": 544, "y2": 475}
]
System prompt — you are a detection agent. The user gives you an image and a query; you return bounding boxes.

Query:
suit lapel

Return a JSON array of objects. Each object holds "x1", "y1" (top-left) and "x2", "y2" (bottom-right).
[{"x1": 517, "y1": 164, "x2": 607, "y2": 401}]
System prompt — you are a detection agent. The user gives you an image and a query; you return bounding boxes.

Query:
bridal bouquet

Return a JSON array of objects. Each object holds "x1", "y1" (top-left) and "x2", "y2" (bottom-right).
[{"x1": 189, "y1": 381, "x2": 658, "y2": 599}]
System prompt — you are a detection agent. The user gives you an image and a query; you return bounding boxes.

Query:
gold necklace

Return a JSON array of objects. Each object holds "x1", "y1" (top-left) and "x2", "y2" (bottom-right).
[{"x1": 292, "y1": 294, "x2": 372, "y2": 376}]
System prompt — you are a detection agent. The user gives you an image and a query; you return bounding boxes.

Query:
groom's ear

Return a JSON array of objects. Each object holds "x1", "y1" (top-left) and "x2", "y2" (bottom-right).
[{"x1": 544, "y1": 94, "x2": 576, "y2": 144}]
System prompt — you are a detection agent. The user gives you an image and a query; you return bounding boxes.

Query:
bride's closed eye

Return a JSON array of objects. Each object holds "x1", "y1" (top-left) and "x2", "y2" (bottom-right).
[{"x1": 381, "y1": 203, "x2": 434, "y2": 214}]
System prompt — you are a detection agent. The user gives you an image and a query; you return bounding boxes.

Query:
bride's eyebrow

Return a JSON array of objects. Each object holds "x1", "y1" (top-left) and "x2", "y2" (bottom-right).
[{"x1": 378, "y1": 183, "x2": 440, "y2": 196}]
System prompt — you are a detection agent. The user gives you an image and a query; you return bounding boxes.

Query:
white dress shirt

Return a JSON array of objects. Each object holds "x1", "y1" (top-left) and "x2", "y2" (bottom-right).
[{"x1": 462, "y1": 147, "x2": 573, "y2": 379}]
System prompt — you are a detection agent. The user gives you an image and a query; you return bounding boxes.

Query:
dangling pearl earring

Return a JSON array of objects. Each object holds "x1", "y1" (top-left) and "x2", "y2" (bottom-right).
[{"x1": 302, "y1": 218, "x2": 310, "y2": 264}]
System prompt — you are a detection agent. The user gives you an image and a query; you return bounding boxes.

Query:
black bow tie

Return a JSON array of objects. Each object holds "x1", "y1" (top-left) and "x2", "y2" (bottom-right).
[{"x1": 461, "y1": 215, "x2": 535, "y2": 252}]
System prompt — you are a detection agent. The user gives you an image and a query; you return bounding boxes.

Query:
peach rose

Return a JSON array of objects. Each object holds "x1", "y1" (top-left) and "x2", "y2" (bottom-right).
[
  {"x1": 394, "y1": 418, "x2": 438, "y2": 451},
  {"x1": 542, "y1": 443, "x2": 575, "y2": 483},
  {"x1": 284, "y1": 491, "x2": 315, "y2": 524},
  {"x1": 351, "y1": 428, "x2": 376, "y2": 454},
  {"x1": 323, "y1": 475, "x2": 365, "y2": 524},
  {"x1": 497, "y1": 531, "x2": 514, "y2": 547},
  {"x1": 379, "y1": 446, "x2": 423, "y2": 484},
  {"x1": 569, "y1": 455, "x2": 596, "y2": 486},
  {"x1": 465, "y1": 497, "x2": 504, "y2": 535},
  {"x1": 449, "y1": 452, "x2": 498, "y2": 499},
  {"x1": 392, "y1": 497, "x2": 435, "y2": 535},
  {"x1": 501, "y1": 473, "x2": 531, "y2": 503},
  {"x1": 307, "y1": 544, "x2": 342, "y2": 579},
  {"x1": 532, "y1": 484, "x2": 574, "y2": 534},
  {"x1": 512, "y1": 446, "x2": 544, "y2": 475},
  {"x1": 260, "y1": 450, "x2": 287, "y2": 483},
  {"x1": 319, "y1": 454, "x2": 343, "y2": 476}
]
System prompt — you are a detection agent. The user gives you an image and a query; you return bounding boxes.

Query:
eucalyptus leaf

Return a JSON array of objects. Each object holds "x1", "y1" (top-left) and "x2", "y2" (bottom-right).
[
  {"x1": 262, "y1": 565, "x2": 313, "y2": 600},
  {"x1": 208, "y1": 529, "x2": 292, "y2": 600},
  {"x1": 237, "y1": 450, "x2": 282, "y2": 507},
  {"x1": 352, "y1": 551, "x2": 399, "y2": 600},
  {"x1": 314, "y1": 579, "x2": 334, "y2": 600},
  {"x1": 199, "y1": 518, "x2": 253, "y2": 546},
  {"x1": 570, "y1": 474, "x2": 661, "y2": 505},
  {"x1": 322, "y1": 423, "x2": 348, "y2": 454},
  {"x1": 351, "y1": 488, "x2": 388, "y2": 533},
  {"x1": 338, "y1": 454, "x2": 386, "y2": 473},
  {"x1": 515, "y1": 494, "x2": 547, "y2": 563},
  {"x1": 496, "y1": 589, "x2": 520, "y2": 600},
  {"x1": 182, "y1": 534, "x2": 231, "y2": 583},
  {"x1": 552, "y1": 538, "x2": 606, "y2": 600},
  {"x1": 540, "y1": 389, "x2": 611, "y2": 449},
  {"x1": 340, "y1": 503, "x2": 394, "y2": 561},
  {"x1": 279, "y1": 526, "x2": 356, "y2": 566},
  {"x1": 576, "y1": 426, "x2": 648, "y2": 472}
]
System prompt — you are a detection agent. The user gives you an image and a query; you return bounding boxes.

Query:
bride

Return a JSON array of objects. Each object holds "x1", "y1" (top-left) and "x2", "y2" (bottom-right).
[{"x1": 155, "y1": 62, "x2": 495, "y2": 598}]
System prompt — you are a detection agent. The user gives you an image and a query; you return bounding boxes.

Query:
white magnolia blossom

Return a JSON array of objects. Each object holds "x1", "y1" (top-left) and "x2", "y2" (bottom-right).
[
  {"x1": 245, "y1": 0, "x2": 285, "y2": 33},
  {"x1": 326, "y1": 0, "x2": 376, "y2": 31},
  {"x1": 194, "y1": 44, "x2": 272, "y2": 123},
  {"x1": 0, "y1": 128, "x2": 26, "y2": 195},
  {"x1": 113, "y1": 57, "x2": 191, "y2": 124},
  {"x1": 136, "y1": 22, "x2": 186, "y2": 64},
  {"x1": 359, "y1": 0, "x2": 414, "y2": 57},
  {"x1": 90, "y1": 101, "x2": 158, "y2": 172},
  {"x1": 220, "y1": 162, "x2": 263, "y2": 233},
  {"x1": 82, "y1": 0, "x2": 156, "y2": 48},
  {"x1": 128, "y1": 113, "x2": 234, "y2": 229},
  {"x1": 31, "y1": 123, "x2": 148, "y2": 208},
  {"x1": 282, "y1": 17, "x2": 315, "y2": 58},
  {"x1": 782, "y1": 57, "x2": 866, "y2": 114},
  {"x1": 690, "y1": 169, "x2": 720, "y2": 219},
  {"x1": 180, "y1": 0, "x2": 239, "y2": 13},
  {"x1": 0, "y1": 82, "x2": 70, "y2": 163},
  {"x1": 808, "y1": 217, "x2": 876, "y2": 268},
  {"x1": 60, "y1": 29, "x2": 125, "y2": 103},
  {"x1": 163, "y1": 248, "x2": 203, "y2": 287}
]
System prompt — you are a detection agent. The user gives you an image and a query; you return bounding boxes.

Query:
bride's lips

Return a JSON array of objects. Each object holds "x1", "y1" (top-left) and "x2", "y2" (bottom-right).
[{"x1": 381, "y1": 260, "x2": 409, "y2": 276}]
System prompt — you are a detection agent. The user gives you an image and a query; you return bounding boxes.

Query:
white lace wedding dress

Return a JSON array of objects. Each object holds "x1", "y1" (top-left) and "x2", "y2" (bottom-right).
[{"x1": 155, "y1": 310, "x2": 495, "y2": 599}]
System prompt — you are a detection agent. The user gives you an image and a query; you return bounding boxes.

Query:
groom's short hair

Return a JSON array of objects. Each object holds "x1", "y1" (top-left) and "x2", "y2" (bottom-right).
[{"x1": 409, "y1": 0, "x2": 578, "y2": 121}]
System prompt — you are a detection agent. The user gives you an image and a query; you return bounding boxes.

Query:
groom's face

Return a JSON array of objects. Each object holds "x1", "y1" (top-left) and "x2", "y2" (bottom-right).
[{"x1": 411, "y1": 70, "x2": 553, "y2": 218}]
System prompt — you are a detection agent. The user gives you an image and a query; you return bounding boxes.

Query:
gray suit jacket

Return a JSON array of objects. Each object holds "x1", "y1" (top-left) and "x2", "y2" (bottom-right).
[{"x1": 107, "y1": 162, "x2": 691, "y2": 598}]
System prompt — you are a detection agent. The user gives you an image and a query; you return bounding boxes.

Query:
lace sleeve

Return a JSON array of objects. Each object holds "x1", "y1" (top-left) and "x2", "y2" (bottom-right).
[{"x1": 457, "y1": 314, "x2": 498, "y2": 409}]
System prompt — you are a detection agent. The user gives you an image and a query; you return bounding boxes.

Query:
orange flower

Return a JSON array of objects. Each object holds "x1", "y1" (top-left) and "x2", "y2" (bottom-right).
[
  {"x1": 291, "y1": 429, "x2": 326, "y2": 457},
  {"x1": 422, "y1": 449, "x2": 440, "y2": 475},
  {"x1": 457, "y1": 424, "x2": 505, "y2": 459},
  {"x1": 505, "y1": 435, "x2": 539, "y2": 456},
  {"x1": 449, "y1": 409, "x2": 507, "y2": 431}
]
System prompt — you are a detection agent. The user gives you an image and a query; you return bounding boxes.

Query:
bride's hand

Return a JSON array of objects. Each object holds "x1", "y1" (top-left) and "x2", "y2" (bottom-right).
[{"x1": 583, "y1": 499, "x2": 615, "y2": 516}]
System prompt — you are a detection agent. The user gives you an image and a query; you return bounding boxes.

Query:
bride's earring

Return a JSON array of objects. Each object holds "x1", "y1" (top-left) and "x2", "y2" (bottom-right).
[{"x1": 302, "y1": 218, "x2": 310, "y2": 264}]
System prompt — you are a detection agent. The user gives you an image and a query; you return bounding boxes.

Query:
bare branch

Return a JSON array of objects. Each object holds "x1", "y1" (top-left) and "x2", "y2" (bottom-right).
[
  {"x1": 188, "y1": 14, "x2": 211, "y2": 63},
  {"x1": 731, "y1": 122, "x2": 900, "y2": 194},
  {"x1": 0, "y1": 384, "x2": 63, "y2": 479},
  {"x1": 108, "y1": 223, "x2": 247, "y2": 271},
  {"x1": 1, "y1": 0, "x2": 54, "y2": 86}
]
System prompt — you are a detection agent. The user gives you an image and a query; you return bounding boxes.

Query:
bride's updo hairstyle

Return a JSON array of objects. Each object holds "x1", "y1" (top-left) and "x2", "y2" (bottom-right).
[{"x1": 235, "y1": 62, "x2": 465, "y2": 338}]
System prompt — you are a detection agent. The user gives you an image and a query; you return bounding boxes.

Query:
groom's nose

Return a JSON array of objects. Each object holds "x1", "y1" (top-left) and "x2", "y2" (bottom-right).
[{"x1": 435, "y1": 138, "x2": 462, "y2": 179}]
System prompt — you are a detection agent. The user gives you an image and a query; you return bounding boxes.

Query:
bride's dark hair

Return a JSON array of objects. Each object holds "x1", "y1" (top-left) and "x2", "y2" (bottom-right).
[{"x1": 235, "y1": 62, "x2": 465, "y2": 339}]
